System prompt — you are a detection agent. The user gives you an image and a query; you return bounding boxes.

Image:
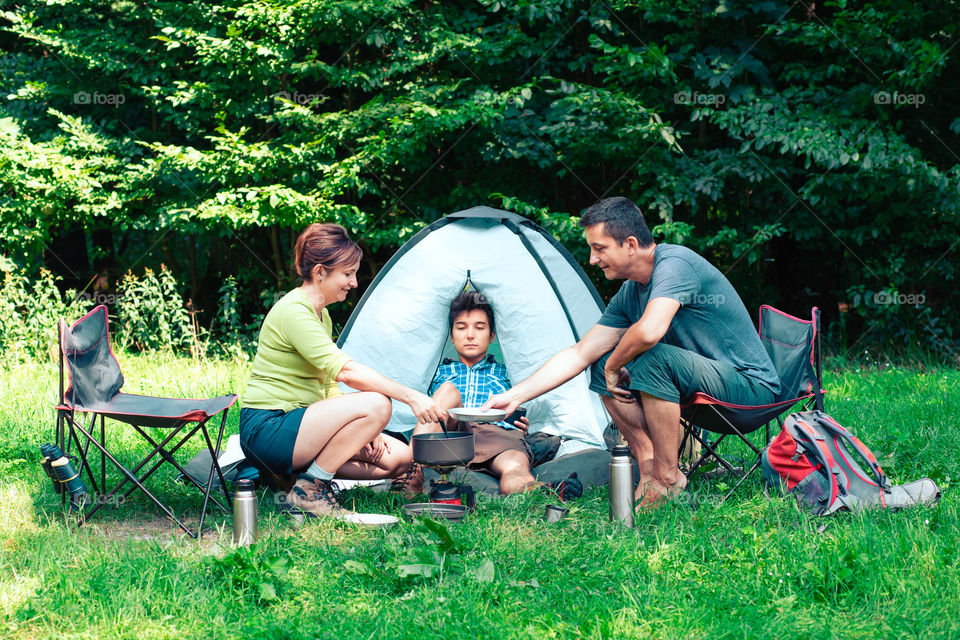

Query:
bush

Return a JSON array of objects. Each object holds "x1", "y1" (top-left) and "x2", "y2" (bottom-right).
[
  {"x1": 114, "y1": 265, "x2": 196, "y2": 354},
  {"x1": 0, "y1": 263, "x2": 73, "y2": 361}
]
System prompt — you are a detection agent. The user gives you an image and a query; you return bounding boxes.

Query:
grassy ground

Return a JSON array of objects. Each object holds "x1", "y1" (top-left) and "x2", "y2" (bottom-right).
[{"x1": 0, "y1": 353, "x2": 957, "y2": 639}]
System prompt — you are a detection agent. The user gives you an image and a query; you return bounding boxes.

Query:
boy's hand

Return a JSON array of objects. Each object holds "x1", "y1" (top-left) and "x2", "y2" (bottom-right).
[{"x1": 512, "y1": 415, "x2": 530, "y2": 434}]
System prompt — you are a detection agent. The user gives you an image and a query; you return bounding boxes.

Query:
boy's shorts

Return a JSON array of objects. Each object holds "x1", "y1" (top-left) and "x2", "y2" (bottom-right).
[{"x1": 455, "y1": 421, "x2": 533, "y2": 469}]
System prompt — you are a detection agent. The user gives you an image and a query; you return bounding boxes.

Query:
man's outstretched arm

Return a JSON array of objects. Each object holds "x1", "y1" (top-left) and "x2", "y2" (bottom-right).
[{"x1": 483, "y1": 323, "x2": 625, "y2": 414}]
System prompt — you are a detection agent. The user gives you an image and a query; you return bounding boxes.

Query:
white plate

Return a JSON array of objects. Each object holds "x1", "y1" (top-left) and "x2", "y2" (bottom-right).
[
  {"x1": 340, "y1": 513, "x2": 399, "y2": 529},
  {"x1": 448, "y1": 407, "x2": 508, "y2": 423}
]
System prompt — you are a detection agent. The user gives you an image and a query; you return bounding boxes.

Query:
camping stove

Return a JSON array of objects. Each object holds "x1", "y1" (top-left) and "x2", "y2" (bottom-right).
[
  {"x1": 402, "y1": 432, "x2": 476, "y2": 520},
  {"x1": 427, "y1": 470, "x2": 476, "y2": 509}
]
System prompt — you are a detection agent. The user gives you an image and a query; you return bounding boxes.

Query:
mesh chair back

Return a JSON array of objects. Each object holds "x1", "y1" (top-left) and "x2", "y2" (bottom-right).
[
  {"x1": 60, "y1": 306, "x2": 124, "y2": 410},
  {"x1": 758, "y1": 305, "x2": 819, "y2": 404}
]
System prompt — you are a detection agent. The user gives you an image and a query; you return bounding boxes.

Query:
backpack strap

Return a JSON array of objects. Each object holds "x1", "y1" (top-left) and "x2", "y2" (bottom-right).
[
  {"x1": 812, "y1": 411, "x2": 889, "y2": 489},
  {"x1": 787, "y1": 415, "x2": 848, "y2": 514}
]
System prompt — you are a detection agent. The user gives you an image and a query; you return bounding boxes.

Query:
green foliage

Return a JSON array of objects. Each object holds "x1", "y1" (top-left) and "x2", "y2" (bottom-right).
[
  {"x1": 0, "y1": 0, "x2": 957, "y2": 351},
  {"x1": 212, "y1": 544, "x2": 292, "y2": 604},
  {"x1": 209, "y1": 276, "x2": 260, "y2": 358},
  {"x1": 115, "y1": 265, "x2": 196, "y2": 353},
  {"x1": 0, "y1": 264, "x2": 72, "y2": 360}
]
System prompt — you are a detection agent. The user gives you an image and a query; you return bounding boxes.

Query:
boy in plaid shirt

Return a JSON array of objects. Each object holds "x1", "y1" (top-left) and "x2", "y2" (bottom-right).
[{"x1": 415, "y1": 291, "x2": 536, "y2": 494}]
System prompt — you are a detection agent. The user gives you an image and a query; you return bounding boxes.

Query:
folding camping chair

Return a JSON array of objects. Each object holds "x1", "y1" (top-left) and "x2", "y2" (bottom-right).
[
  {"x1": 678, "y1": 306, "x2": 824, "y2": 502},
  {"x1": 54, "y1": 305, "x2": 237, "y2": 538}
]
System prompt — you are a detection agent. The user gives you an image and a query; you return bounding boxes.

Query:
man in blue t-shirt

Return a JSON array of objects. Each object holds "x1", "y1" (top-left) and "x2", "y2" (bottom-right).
[{"x1": 485, "y1": 197, "x2": 780, "y2": 510}]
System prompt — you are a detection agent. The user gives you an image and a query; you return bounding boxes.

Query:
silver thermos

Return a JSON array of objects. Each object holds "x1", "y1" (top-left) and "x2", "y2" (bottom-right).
[
  {"x1": 232, "y1": 478, "x2": 258, "y2": 546},
  {"x1": 609, "y1": 444, "x2": 635, "y2": 528}
]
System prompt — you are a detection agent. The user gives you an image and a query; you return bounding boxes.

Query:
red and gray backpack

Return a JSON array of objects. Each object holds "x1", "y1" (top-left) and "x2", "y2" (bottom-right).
[{"x1": 761, "y1": 410, "x2": 940, "y2": 515}]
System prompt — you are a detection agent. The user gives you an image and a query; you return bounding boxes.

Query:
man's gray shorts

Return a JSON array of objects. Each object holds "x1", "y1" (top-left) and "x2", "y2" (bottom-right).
[{"x1": 589, "y1": 343, "x2": 776, "y2": 406}]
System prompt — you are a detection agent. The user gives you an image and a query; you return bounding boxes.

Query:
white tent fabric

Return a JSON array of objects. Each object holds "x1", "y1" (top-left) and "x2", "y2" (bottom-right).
[{"x1": 338, "y1": 207, "x2": 610, "y2": 454}]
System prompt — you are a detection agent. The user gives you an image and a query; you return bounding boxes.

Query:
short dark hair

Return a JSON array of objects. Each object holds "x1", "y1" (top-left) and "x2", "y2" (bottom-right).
[
  {"x1": 448, "y1": 291, "x2": 495, "y2": 333},
  {"x1": 578, "y1": 197, "x2": 654, "y2": 247}
]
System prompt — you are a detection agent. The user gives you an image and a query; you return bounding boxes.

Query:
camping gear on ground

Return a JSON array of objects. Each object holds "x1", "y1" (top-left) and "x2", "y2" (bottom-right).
[
  {"x1": 408, "y1": 432, "x2": 477, "y2": 520},
  {"x1": 411, "y1": 432, "x2": 475, "y2": 468},
  {"x1": 423, "y1": 447, "x2": 623, "y2": 497},
  {"x1": 429, "y1": 480, "x2": 476, "y2": 509},
  {"x1": 232, "y1": 479, "x2": 258, "y2": 546},
  {"x1": 180, "y1": 434, "x2": 259, "y2": 489},
  {"x1": 544, "y1": 504, "x2": 568, "y2": 522},
  {"x1": 526, "y1": 430, "x2": 561, "y2": 466},
  {"x1": 762, "y1": 410, "x2": 941, "y2": 514},
  {"x1": 679, "y1": 306, "x2": 825, "y2": 503},
  {"x1": 608, "y1": 444, "x2": 635, "y2": 528},
  {"x1": 402, "y1": 502, "x2": 468, "y2": 521},
  {"x1": 337, "y1": 206, "x2": 610, "y2": 457},
  {"x1": 341, "y1": 513, "x2": 399, "y2": 529},
  {"x1": 56, "y1": 305, "x2": 236, "y2": 539},
  {"x1": 40, "y1": 443, "x2": 87, "y2": 510}
]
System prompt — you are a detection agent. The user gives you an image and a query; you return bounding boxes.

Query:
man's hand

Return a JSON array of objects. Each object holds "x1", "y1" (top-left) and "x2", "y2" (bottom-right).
[
  {"x1": 406, "y1": 391, "x2": 447, "y2": 425},
  {"x1": 482, "y1": 390, "x2": 521, "y2": 416},
  {"x1": 605, "y1": 366, "x2": 636, "y2": 404}
]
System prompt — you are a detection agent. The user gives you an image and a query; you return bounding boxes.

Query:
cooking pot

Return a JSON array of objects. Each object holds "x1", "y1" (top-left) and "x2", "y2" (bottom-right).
[{"x1": 411, "y1": 432, "x2": 475, "y2": 467}]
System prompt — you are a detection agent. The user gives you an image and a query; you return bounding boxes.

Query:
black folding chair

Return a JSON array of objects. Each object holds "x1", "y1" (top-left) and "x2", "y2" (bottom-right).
[
  {"x1": 678, "y1": 305, "x2": 825, "y2": 502},
  {"x1": 55, "y1": 305, "x2": 237, "y2": 538}
]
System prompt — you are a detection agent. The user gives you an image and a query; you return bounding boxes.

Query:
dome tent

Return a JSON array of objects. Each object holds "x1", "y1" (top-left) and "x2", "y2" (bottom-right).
[{"x1": 337, "y1": 206, "x2": 610, "y2": 455}]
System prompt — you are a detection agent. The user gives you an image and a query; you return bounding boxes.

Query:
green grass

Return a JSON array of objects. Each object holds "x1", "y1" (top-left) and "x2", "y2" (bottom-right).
[{"x1": 0, "y1": 354, "x2": 957, "y2": 639}]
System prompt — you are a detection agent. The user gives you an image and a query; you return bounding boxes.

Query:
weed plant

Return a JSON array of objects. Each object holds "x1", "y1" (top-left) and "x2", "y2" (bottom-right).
[{"x1": 0, "y1": 354, "x2": 957, "y2": 639}]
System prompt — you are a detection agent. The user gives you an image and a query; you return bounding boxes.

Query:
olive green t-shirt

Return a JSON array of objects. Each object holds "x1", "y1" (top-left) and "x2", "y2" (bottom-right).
[{"x1": 241, "y1": 288, "x2": 352, "y2": 411}]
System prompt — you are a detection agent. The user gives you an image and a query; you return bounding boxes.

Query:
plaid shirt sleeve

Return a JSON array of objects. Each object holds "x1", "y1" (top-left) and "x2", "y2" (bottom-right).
[{"x1": 490, "y1": 361, "x2": 511, "y2": 390}]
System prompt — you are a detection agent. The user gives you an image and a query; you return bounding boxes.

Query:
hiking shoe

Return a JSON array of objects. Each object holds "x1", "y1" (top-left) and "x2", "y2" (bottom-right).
[
  {"x1": 543, "y1": 473, "x2": 583, "y2": 502},
  {"x1": 280, "y1": 477, "x2": 352, "y2": 519},
  {"x1": 389, "y1": 462, "x2": 424, "y2": 497}
]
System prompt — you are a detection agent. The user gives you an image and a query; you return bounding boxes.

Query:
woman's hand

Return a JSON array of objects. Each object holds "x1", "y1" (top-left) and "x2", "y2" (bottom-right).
[
  {"x1": 605, "y1": 366, "x2": 636, "y2": 404},
  {"x1": 406, "y1": 391, "x2": 447, "y2": 425},
  {"x1": 353, "y1": 434, "x2": 390, "y2": 464}
]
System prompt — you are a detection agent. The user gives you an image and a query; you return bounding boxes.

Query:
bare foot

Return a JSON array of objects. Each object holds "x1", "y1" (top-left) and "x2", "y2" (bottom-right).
[{"x1": 634, "y1": 475, "x2": 687, "y2": 512}]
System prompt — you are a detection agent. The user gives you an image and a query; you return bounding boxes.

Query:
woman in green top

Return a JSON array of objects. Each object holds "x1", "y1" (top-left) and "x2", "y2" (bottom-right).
[{"x1": 239, "y1": 223, "x2": 442, "y2": 520}]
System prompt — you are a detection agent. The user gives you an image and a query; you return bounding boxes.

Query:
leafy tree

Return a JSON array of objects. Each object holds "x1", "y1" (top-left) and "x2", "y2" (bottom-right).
[{"x1": 1, "y1": 0, "x2": 957, "y2": 357}]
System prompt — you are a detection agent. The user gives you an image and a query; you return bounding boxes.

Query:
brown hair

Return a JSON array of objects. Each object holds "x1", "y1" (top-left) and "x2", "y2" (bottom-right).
[
  {"x1": 294, "y1": 223, "x2": 362, "y2": 281},
  {"x1": 448, "y1": 291, "x2": 495, "y2": 333}
]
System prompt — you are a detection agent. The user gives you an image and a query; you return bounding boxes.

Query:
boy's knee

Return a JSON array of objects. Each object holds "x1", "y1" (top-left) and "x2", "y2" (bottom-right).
[
  {"x1": 499, "y1": 467, "x2": 535, "y2": 494},
  {"x1": 434, "y1": 382, "x2": 461, "y2": 404}
]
